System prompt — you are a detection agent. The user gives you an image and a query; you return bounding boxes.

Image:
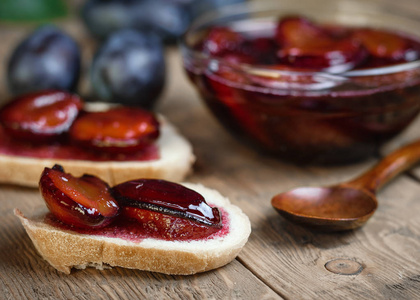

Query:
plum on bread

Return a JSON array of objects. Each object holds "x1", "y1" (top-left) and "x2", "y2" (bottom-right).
[
  {"x1": 15, "y1": 166, "x2": 251, "y2": 275},
  {"x1": 0, "y1": 91, "x2": 194, "y2": 187}
]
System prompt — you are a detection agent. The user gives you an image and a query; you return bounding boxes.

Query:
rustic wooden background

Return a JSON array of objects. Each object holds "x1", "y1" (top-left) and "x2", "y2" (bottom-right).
[{"x1": 1, "y1": 0, "x2": 420, "y2": 299}]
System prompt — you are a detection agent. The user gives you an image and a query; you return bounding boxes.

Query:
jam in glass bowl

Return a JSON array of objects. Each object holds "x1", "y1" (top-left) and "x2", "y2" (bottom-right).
[{"x1": 180, "y1": 0, "x2": 420, "y2": 164}]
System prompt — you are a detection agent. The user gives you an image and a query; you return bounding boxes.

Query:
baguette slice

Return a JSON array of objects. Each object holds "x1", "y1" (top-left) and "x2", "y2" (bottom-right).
[
  {"x1": 0, "y1": 117, "x2": 195, "y2": 188},
  {"x1": 15, "y1": 183, "x2": 251, "y2": 275}
]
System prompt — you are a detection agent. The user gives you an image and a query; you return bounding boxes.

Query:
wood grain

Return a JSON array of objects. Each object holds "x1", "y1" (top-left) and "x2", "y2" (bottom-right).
[{"x1": 1, "y1": 0, "x2": 420, "y2": 299}]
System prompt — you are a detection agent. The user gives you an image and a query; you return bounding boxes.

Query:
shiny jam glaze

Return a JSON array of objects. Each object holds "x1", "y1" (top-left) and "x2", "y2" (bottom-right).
[
  {"x1": 0, "y1": 90, "x2": 83, "y2": 142},
  {"x1": 119, "y1": 205, "x2": 223, "y2": 240},
  {"x1": 40, "y1": 167, "x2": 225, "y2": 242},
  {"x1": 112, "y1": 179, "x2": 222, "y2": 227},
  {"x1": 0, "y1": 90, "x2": 160, "y2": 161},
  {"x1": 69, "y1": 107, "x2": 160, "y2": 153},
  {"x1": 184, "y1": 15, "x2": 420, "y2": 164},
  {"x1": 40, "y1": 165, "x2": 119, "y2": 228},
  {"x1": 0, "y1": 125, "x2": 159, "y2": 161},
  {"x1": 44, "y1": 207, "x2": 229, "y2": 242}
]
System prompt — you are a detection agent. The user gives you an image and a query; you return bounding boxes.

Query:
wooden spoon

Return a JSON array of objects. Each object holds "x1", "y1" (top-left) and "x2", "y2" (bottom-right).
[{"x1": 271, "y1": 140, "x2": 420, "y2": 231}]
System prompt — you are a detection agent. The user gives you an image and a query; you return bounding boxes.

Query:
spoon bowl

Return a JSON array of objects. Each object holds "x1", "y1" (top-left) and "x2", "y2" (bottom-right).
[
  {"x1": 272, "y1": 186, "x2": 377, "y2": 231},
  {"x1": 272, "y1": 139, "x2": 420, "y2": 231}
]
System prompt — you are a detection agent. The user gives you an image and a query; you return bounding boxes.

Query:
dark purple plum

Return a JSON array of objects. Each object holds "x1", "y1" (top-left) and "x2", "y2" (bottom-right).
[
  {"x1": 187, "y1": 0, "x2": 247, "y2": 20},
  {"x1": 7, "y1": 25, "x2": 81, "y2": 95},
  {"x1": 81, "y1": 0, "x2": 191, "y2": 42},
  {"x1": 90, "y1": 29, "x2": 165, "y2": 108}
]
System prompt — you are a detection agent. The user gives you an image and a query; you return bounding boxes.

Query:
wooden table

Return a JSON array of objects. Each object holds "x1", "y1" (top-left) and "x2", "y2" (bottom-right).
[{"x1": 1, "y1": 1, "x2": 420, "y2": 299}]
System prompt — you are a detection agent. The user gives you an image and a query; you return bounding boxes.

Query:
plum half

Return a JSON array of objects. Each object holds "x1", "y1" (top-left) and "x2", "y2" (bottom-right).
[
  {"x1": 39, "y1": 165, "x2": 120, "y2": 229},
  {"x1": 39, "y1": 167, "x2": 223, "y2": 240},
  {"x1": 112, "y1": 179, "x2": 223, "y2": 240},
  {"x1": 0, "y1": 90, "x2": 83, "y2": 143},
  {"x1": 69, "y1": 106, "x2": 160, "y2": 154},
  {"x1": 275, "y1": 16, "x2": 367, "y2": 72}
]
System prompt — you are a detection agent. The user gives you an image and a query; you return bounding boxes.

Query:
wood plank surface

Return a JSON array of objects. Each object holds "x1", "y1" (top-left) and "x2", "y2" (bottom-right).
[{"x1": 1, "y1": 0, "x2": 420, "y2": 299}]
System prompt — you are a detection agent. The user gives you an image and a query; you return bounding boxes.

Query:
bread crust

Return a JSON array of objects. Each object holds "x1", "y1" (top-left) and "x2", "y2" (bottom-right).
[
  {"x1": 15, "y1": 183, "x2": 251, "y2": 275},
  {"x1": 0, "y1": 118, "x2": 195, "y2": 187}
]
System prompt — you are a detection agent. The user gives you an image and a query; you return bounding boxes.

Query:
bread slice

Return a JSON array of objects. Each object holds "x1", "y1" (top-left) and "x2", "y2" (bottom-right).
[
  {"x1": 0, "y1": 117, "x2": 195, "y2": 188},
  {"x1": 15, "y1": 183, "x2": 251, "y2": 275}
]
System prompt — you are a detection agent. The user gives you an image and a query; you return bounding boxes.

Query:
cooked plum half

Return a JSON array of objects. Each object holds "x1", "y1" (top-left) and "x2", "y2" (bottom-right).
[
  {"x1": 113, "y1": 179, "x2": 222, "y2": 239},
  {"x1": 121, "y1": 206, "x2": 222, "y2": 240},
  {"x1": 39, "y1": 165, "x2": 119, "y2": 229},
  {"x1": 352, "y1": 28, "x2": 419, "y2": 62},
  {"x1": 275, "y1": 16, "x2": 367, "y2": 72},
  {"x1": 0, "y1": 90, "x2": 83, "y2": 142},
  {"x1": 275, "y1": 16, "x2": 331, "y2": 48},
  {"x1": 69, "y1": 107, "x2": 160, "y2": 153},
  {"x1": 202, "y1": 27, "x2": 246, "y2": 56}
]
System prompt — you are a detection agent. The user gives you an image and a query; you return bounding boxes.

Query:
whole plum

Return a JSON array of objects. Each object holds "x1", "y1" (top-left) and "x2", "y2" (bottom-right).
[
  {"x1": 7, "y1": 25, "x2": 81, "y2": 95},
  {"x1": 81, "y1": 0, "x2": 191, "y2": 42},
  {"x1": 90, "y1": 29, "x2": 165, "y2": 108},
  {"x1": 188, "y1": 0, "x2": 247, "y2": 20}
]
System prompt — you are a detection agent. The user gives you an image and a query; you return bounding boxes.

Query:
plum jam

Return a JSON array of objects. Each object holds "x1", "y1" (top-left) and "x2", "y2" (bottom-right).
[
  {"x1": 182, "y1": 14, "x2": 420, "y2": 164},
  {"x1": 40, "y1": 166, "x2": 225, "y2": 242},
  {"x1": 0, "y1": 91, "x2": 160, "y2": 161},
  {"x1": 0, "y1": 125, "x2": 159, "y2": 161},
  {"x1": 45, "y1": 208, "x2": 229, "y2": 242},
  {"x1": 0, "y1": 90, "x2": 83, "y2": 143}
]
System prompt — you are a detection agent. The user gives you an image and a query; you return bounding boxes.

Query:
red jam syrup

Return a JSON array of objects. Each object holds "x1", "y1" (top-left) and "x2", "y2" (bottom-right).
[
  {"x1": 0, "y1": 126, "x2": 159, "y2": 161},
  {"x1": 45, "y1": 207, "x2": 229, "y2": 242},
  {"x1": 40, "y1": 166, "x2": 225, "y2": 242},
  {"x1": 186, "y1": 16, "x2": 420, "y2": 164},
  {"x1": 0, "y1": 91, "x2": 160, "y2": 161}
]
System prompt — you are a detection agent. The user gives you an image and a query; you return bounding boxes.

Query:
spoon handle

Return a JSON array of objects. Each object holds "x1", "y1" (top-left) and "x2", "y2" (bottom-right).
[{"x1": 347, "y1": 140, "x2": 420, "y2": 193}]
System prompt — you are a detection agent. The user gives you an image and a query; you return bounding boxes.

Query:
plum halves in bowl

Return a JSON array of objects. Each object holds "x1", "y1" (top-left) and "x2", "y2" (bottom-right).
[{"x1": 181, "y1": 0, "x2": 420, "y2": 164}]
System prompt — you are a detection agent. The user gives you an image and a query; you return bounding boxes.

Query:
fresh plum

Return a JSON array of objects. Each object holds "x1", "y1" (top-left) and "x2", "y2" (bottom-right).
[
  {"x1": 7, "y1": 25, "x2": 81, "y2": 95},
  {"x1": 81, "y1": 0, "x2": 191, "y2": 42},
  {"x1": 90, "y1": 29, "x2": 165, "y2": 108},
  {"x1": 188, "y1": 0, "x2": 247, "y2": 20}
]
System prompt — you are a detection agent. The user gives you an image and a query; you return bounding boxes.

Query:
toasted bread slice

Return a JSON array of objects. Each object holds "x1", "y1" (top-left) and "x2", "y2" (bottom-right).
[
  {"x1": 0, "y1": 118, "x2": 195, "y2": 187},
  {"x1": 15, "y1": 183, "x2": 251, "y2": 275}
]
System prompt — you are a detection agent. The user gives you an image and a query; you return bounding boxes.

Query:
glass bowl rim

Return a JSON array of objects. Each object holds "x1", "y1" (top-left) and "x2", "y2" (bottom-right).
[{"x1": 180, "y1": 0, "x2": 420, "y2": 81}]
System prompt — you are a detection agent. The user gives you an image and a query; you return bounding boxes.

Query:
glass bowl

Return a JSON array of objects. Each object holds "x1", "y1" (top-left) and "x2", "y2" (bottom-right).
[{"x1": 180, "y1": 0, "x2": 420, "y2": 164}]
